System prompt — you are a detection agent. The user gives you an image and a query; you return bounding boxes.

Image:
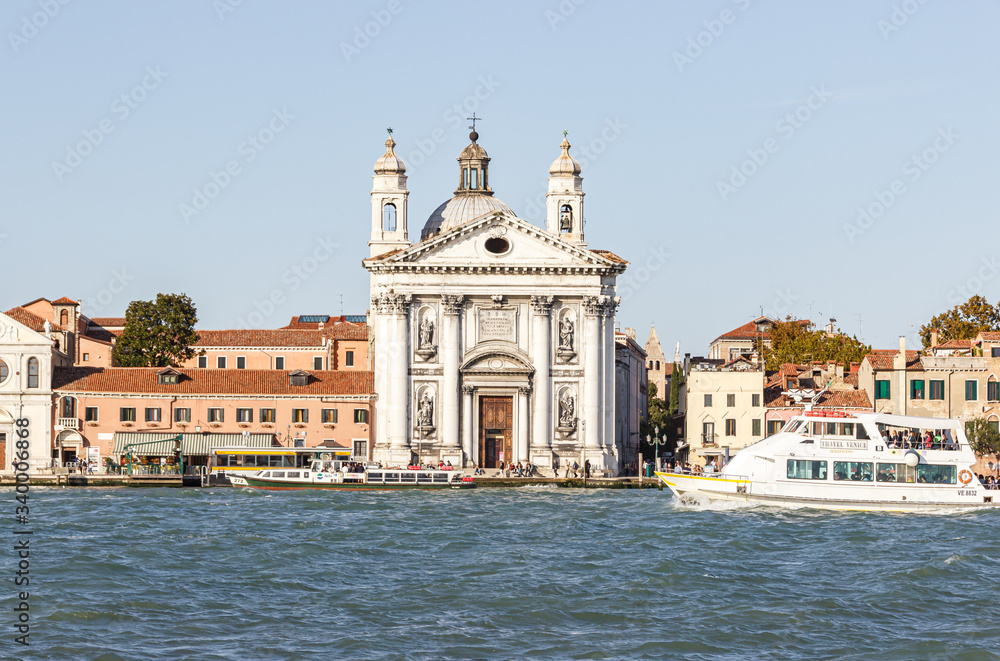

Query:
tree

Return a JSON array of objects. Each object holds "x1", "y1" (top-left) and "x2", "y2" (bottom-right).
[
  {"x1": 919, "y1": 295, "x2": 1000, "y2": 348},
  {"x1": 668, "y1": 363, "x2": 683, "y2": 418},
  {"x1": 644, "y1": 382, "x2": 672, "y2": 432},
  {"x1": 112, "y1": 293, "x2": 201, "y2": 367},
  {"x1": 966, "y1": 417, "x2": 1000, "y2": 458},
  {"x1": 754, "y1": 318, "x2": 871, "y2": 372}
]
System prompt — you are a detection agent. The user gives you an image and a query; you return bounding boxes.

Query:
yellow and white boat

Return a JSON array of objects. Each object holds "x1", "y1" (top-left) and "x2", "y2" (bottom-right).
[{"x1": 657, "y1": 411, "x2": 997, "y2": 512}]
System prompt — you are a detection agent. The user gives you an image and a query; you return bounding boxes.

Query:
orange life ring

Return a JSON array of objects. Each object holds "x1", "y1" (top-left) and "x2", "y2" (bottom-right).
[{"x1": 958, "y1": 469, "x2": 973, "y2": 485}]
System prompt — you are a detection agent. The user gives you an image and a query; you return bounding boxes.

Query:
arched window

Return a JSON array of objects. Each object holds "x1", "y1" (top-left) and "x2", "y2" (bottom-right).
[
  {"x1": 60, "y1": 309, "x2": 68, "y2": 326},
  {"x1": 560, "y1": 205, "x2": 573, "y2": 233},
  {"x1": 470, "y1": 168, "x2": 479, "y2": 189},
  {"x1": 0, "y1": 359, "x2": 8, "y2": 384},
  {"x1": 27, "y1": 358, "x2": 39, "y2": 389},
  {"x1": 382, "y1": 203, "x2": 397, "y2": 232},
  {"x1": 61, "y1": 396, "x2": 76, "y2": 418},
  {"x1": 655, "y1": 361, "x2": 660, "y2": 371}
]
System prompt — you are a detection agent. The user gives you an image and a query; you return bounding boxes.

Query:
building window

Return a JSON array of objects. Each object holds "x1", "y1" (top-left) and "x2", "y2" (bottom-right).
[
  {"x1": 345, "y1": 351, "x2": 354, "y2": 367},
  {"x1": 767, "y1": 420, "x2": 782, "y2": 436},
  {"x1": 0, "y1": 359, "x2": 7, "y2": 384},
  {"x1": 875, "y1": 380, "x2": 891, "y2": 400},
  {"x1": 217, "y1": 356, "x2": 227, "y2": 369},
  {"x1": 237, "y1": 356, "x2": 246, "y2": 370},
  {"x1": 236, "y1": 408, "x2": 253, "y2": 423},
  {"x1": 993, "y1": 347, "x2": 1000, "y2": 358},
  {"x1": 702, "y1": 422, "x2": 715, "y2": 445},
  {"x1": 929, "y1": 380, "x2": 945, "y2": 401},
  {"x1": 990, "y1": 418, "x2": 1000, "y2": 434},
  {"x1": 292, "y1": 409, "x2": 309, "y2": 423},
  {"x1": 175, "y1": 408, "x2": 191, "y2": 423},
  {"x1": 322, "y1": 409, "x2": 338, "y2": 424},
  {"x1": 727, "y1": 394, "x2": 736, "y2": 407},
  {"x1": 198, "y1": 356, "x2": 207, "y2": 369},
  {"x1": 725, "y1": 419, "x2": 736, "y2": 436},
  {"x1": 27, "y1": 357, "x2": 39, "y2": 388},
  {"x1": 313, "y1": 356, "x2": 324, "y2": 370},
  {"x1": 82, "y1": 353, "x2": 89, "y2": 362},
  {"x1": 158, "y1": 372, "x2": 179, "y2": 385},
  {"x1": 988, "y1": 380, "x2": 1000, "y2": 402},
  {"x1": 145, "y1": 407, "x2": 161, "y2": 423},
  {"x1": 353, "y1": 440, "x2": 368, "y2": 459},
  {"x1": 966, "y1": 380, "x2": 978, "y2": 401},
  {"x1": 208, "y1": 408, "x2": 224, "y2": 423},
  {"x1": 752, "y1": 394, "x2": 761, "y2": 407},
  {"x1": 752, "y1": 419, "x2": 762, "y2": 436},
  {"x1": 120, "y1": 407, "x2": 136, "y2": 422},
  {"x1": 275, "y1": 356, "x2": 285, "y2": 370},
  {"x1": 260, "y1": 408, "x2": 276, "y2": 423},
  {"x1": 60, "y1": 309, "x2": 68, "y2": 326},
  {"x1": 910, "y1": 380, "x2": 925, "y2": 400},
  {"x1": 354, "y1": 408, "x2": 369, "y2": 424},
  {"x1": 382, "y1": 203, "x2": 397, "y2": 232},
  {"x1": 704, "y1": 394, "x2": 712, "y2": 407},
  {"x1": 85, "y1": 407, "x2": 99, "y2": 422}
]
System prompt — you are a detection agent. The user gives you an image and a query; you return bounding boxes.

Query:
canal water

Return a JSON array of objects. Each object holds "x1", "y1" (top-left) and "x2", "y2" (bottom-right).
[{"x1": 14, "y1": 487, "x2": 1000, "y2": 660}]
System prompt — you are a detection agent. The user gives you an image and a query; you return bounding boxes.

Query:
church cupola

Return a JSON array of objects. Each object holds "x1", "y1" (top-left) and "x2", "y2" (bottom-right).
[
  {"x1": 546, "y1": 132, "x2": 585, "y2": 244},
  {"x1": 455, "y1": 120, "x2": 493, "y2": 196},
  {"x1": 369, "y1": 129, "x2": 410, "y2": 258}
]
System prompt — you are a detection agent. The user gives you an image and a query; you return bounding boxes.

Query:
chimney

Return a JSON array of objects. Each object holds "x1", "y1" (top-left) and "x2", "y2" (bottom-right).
[
  {"x1": 893, "y1": 336, "x2": 906, "y2": 371},
  {"x1": 930, "y1": 328, "x2": 938, "y2": 348}
]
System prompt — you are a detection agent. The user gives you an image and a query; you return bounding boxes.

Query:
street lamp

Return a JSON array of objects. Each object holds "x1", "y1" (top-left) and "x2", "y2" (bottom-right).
[{"x1": 647, "y1": 425, "x2": 669, "y2": 474}]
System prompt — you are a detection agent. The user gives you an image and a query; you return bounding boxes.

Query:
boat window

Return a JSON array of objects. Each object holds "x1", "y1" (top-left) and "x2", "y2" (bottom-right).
[
  {"x1": 916, "y1": 464, "x2": 956, "y2": 484},
  {"x1": 400, "y1": 472, "x2": 416, "y2": 482},
  {"x1": 825, "y1": 422, "x2": 838, "y2": 436},
  {"x1": 840, "y1": 423, "x2": 854, "y2": 437},
  {"x1": 812, "y1": 422, "x2": 824, "y2": 437},
  {"x1": 417, "y1": 473, "x2": 433, "y2": 483},
  {"x1": 856, "y1": 425, "x2": 870, "y2": 440},
  {"x1": 875, "y1": 463, "x2": 898, "y2": 482},
  {"x1": 270, "y1": 471, "x2": 285, "y2": 478},
  {"x1": 286, "y1": 472, "x2": 301, "y2": 479},
  {"x1": 368, "y1": 472, "x2": 383, "y2": 482},
  {"x1": 781, "y1": 419, "x2": 799, "y2": 433},
  {"x1": 833, "y1": 461, "x2": 873, "y2": 482},
  {"x1": 384, "y1": 473, "x2": 400, "y2": 483},
  {"x1": 786, "y1": 460, "x2": 827, "y2": 480},
  {"x1": 433, "y1": 473, "x2": 448, "y2": 483}
]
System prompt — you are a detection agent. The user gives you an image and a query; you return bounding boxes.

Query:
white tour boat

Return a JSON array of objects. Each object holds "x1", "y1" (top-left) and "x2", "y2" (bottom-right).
[
  {"x1": 232, "y1": 458, "x2": 476, "y2": 491},
  {"x1": 656, "y1": 411, "x2": 997, "y2": 512}
]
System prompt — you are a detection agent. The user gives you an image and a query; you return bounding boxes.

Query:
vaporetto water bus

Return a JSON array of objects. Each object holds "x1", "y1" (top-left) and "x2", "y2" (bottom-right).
[
  {"x1": 231, "y1": 457, "x2": 476, "y2": 490},
  {"x1": 656, "y1": 411, "x2": 997, "y2": 512}
]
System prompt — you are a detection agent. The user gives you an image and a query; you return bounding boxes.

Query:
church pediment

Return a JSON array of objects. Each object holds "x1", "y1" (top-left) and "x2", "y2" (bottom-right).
[
  {"x1": 0, "y1": 311, "x2": 53, "y2": 347},
  {"x1": 461, "y1": 344, "x2": 534, "y2": 375},
  {"x1": 365, "y1": 213, "x2": 625, "y2": 272}
]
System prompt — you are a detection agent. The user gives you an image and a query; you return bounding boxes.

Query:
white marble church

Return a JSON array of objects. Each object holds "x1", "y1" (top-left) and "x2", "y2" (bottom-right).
[{"x1": 364, "y1": 126, "x2": 628, "y2": 475}]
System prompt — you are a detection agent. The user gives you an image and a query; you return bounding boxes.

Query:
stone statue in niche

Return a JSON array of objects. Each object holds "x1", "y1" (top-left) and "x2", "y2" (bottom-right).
[
  {"x1": 418, "y1": 392, "x2": 434, "y2": 428},
  {"x1": 559, "y1": 316, "x2": 574, "y2": 351},
  {"x1": 560, "y1": 206, "x2": 572, "y2": 232},
  {"x1": 559, "y1": 392, "x2": 575, "y2": 428},
  {"x1": 419, "y1": 316, "x2": 435, "y2": 349}
]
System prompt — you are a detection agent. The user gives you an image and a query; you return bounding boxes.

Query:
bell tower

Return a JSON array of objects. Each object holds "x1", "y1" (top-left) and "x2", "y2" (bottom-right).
[
  {"x1": 369, "y1": 129, "x2": 410, "y2": 258},
  {"x1": 546, "y1": 132, "x2": 585, "y2": 244}
]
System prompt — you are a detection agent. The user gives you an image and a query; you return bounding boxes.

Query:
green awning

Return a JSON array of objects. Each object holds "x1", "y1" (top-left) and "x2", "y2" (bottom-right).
[{"x1": 112, "y1": 432, "x2": 276, "y2": 457}]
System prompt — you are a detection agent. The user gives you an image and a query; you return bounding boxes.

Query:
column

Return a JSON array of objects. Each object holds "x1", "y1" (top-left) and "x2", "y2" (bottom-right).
[
  {"x1": 371, "y1": 296, "x2": 388, "y2": 449},
  {"x1": 441, "y1": 295, "x2": 463, "y2": 448},
  {"x1": 583, "y1": 296, "x2": 603, "y2": 449},
  {"x1": 518, "y1": 386, "x2": 531, "y2": 463},
  {"x1": 530, "y1": 296, "x2": 553, "y2": 449},
  {"x1": 603, "y1": 298, "x2": 618, "y2": 449},
  {"x1": 388, "y1": 294, "x2": 411, "y2": 450},
  {"x1": 462, "y1": 385, "x2": 476, "y2": 466}
]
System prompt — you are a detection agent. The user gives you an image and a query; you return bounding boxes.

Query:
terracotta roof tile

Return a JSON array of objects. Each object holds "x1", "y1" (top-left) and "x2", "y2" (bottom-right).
[
  {"x1": 591, "y1": 249, "x2": 629, "y2": 264},
  {"x1": 977, "y1": 331, "x2": 1000, "y2": 342},
  {"x1": 53, "y1": 367, "x2": 375, "y2": 396},
  {"x1": 935, "y1": 339, "x2": 973, "y2": 349},
  {"x1": 864, "y1": 350, "x2": 921, "y2": 371},
  {"x1": 766, "y1": 388, "x2": 871, "y2": 410},
  {"x1": 91, "y1": 317, "x2": 126, "y2": 327},
  {"x1": 52, "y1": 297, "x2": 79, "y2": 305},
  {"x1": 193, "y1": 329, "x2": 355, "y2": 348},
  {"x1": 4, "y1": 307, "x2": 61, "y2": 332}
]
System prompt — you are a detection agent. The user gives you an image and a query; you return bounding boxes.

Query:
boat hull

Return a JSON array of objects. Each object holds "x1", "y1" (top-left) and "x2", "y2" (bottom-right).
[
  {"x1": 655, "y1": 472, "x2": 996, "y2": 512},
  {"x1": 242, "y1": 477, "x2": 476, "y2": 491}
]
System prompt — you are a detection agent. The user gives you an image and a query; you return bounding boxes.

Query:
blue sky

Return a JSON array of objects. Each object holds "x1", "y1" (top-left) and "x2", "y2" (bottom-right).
[{"x1": 2, "y1": 0, "x2": 998, "y2": 356}]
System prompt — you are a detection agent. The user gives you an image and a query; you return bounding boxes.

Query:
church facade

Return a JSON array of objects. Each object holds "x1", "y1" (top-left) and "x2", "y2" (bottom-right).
[{"x1": 364, "y1": 128, "x2": 628, "y2": 475}]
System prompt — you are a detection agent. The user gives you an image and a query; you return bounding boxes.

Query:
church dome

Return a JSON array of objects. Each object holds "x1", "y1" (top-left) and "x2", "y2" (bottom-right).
[
  {"x1": 421, "y1": 194, "x2": 514, "y2": 239},
  {"x1": 420, "y1": 130, "x2": 514, "y2": 239},
  {"x1": 374, "y1": 134, "x2": 406, "y2": 174},
  {"x1": 549, "y1": 136, "x2": 581, "y2": 176}
]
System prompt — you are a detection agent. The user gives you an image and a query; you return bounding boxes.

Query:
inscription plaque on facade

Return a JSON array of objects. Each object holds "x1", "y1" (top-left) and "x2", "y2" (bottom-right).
[{"x1": 478, "y1": 308, "x2": 516, "y2": 343}]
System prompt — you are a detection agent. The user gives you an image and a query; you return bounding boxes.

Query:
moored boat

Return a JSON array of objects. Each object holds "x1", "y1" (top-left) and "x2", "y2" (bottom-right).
[
  {"x1": 656, "y1": 411, "x2": 997, "y2": 512},
  {"x1": 236, "y1": 457, "x2": 476, "y2": 490}
]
